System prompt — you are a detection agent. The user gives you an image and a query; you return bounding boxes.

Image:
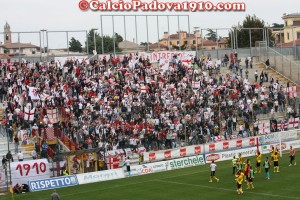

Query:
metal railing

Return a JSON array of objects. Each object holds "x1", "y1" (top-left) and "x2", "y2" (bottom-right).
[
  {"x1": 258, "y1": 47, "x2": 300, "y2": 85},
  {"x1": 56, "y1": 128, "x2": 80, "y2": 151}
]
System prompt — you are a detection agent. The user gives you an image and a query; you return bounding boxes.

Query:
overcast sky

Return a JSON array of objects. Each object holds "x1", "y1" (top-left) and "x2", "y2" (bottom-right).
[{"x1": 0, "y1": 0, "x2": 299, "y2": 48}]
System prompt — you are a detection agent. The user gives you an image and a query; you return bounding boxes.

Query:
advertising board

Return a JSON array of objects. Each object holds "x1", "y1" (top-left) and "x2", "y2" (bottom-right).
[{"x1": 28, "y1": 175, "x2": 78, "y2": 192}]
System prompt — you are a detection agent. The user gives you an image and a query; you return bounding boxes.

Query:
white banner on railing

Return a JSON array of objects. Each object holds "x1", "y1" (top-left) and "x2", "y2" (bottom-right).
[
  {"x1": 54, "y1": 56, "x2": 89, "y2": 65},
  {"x1": 11, "y1": 159, "x2": 51, "y2": 185},
  {"x1": 138, "y1": 51, "x2": 195, "y2": 63},
  {"x1": 76, "y1": 169, "x2": 124, "y2": 185},
  {"x1": 143, "y1": 130, "x2": 300, "y2": 163},
  {"x1": 143, "y1": 145, "x2": 202, "y2": 162},
  {"x1": 261, "y1": 139, "x2": 300, "y2": 154},
  {"x1": 204, "y1": 137, "x2": 257, "y2": 153},
  {"x1": 123, "y1": 161, "x2": 167, "y2": 177},
  {"x1": 258, "y1": 130, "x2": 299, "y2": 145},
  {"x1": 205, "y1": 147, "x2": 258, "y2": 163},
  {"x1": 166, "y1": 155, "x2": 205, "y2": 170}
]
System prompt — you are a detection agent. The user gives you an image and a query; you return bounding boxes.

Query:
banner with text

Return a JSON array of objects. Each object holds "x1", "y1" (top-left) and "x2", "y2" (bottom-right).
[
  {"x1": 123, "y1": 161, "x2": 167, "y2": 177},
  {"x1": 76, "y1": 169, "x2": 124, "y2": 185},
  {"x1": 54, "y1": 56, "x2": 89, "y2": 65},
  {"x1": 205, "y1": 147, "x2": 258, "y2": 163},
  {"x1": 11, "y1": 159, "x2": 51, "y2": 185},
  {"x1": 138, "y1": 51, "x2": 195, "y2": 63},
  {"x1": 257, "y1": 130, "x2": 299, "y2": 145},
  {"x1": 28, "y1": 175, "x2": 78, "y2": 192},
  {"x1": 166, "y1": 155, "x2": 205, "y2": 170},
  {"x1": 204, "y1": 138, "x2": 257, "y2": 153},
  {"x1": 143, "y1": 145, "x2": 202, "y2": 162},
  {"x1": 261, "y1": 139, "x2": 300, "y2": 154}
]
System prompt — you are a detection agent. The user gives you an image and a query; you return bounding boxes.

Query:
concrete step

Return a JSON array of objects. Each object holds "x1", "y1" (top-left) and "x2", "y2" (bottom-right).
[
  {"x1": 0, "y1": 138, "x2": 35, "y2": 162},
  {"x1": 0, "y1": 143, "x2": 34, "y2": 152}
]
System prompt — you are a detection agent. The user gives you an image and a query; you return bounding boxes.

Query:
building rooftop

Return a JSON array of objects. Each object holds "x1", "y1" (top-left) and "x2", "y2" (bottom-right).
[
  {"x1": 218, "y1": 37, "x2": 228, "y2": 44},
  {"x1": 0, "y1": 43, "x2": 39, "y2": 49},
  {"x1": 202, "y1": 40, "x2": 217, "y2": 46},
  {"x1": 149, "y1": 42, "x2": 168, "y2": 49},
  {"x1": 169, "y1": 33, "x2": 196, "y2": 40},
  {"x1": 282, "y1": 13, "x2": 300, "y2": 19},
  {"x1": 0, "y1": 53, "x2": 10, "y2": 60},
  {"x1": 118, "y1": 40, "x2": 144, "y2": 50}
]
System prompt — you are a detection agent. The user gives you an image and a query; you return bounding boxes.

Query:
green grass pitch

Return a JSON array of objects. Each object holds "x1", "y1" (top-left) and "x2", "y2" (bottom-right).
[{"x1": 3, "y1": 153, "x2": 300, "y2": 200}]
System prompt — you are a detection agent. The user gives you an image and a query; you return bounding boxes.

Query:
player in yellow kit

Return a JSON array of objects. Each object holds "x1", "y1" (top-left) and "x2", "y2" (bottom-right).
[
  {"x1": 255, "y1": 151, "x2": 262, "y2": 173},
  {"x1": 235, "y1": 170, "x2": 244, "y2": 195},
  {"x1": 237, "y1": 153, "x2": 243, "y2": 169},
  {"x1": 273, "y1": 151, "x2": 280, "y2": 172},
  {"x1": 270, "y1": 146, "x2": 277, "y2": 163}
]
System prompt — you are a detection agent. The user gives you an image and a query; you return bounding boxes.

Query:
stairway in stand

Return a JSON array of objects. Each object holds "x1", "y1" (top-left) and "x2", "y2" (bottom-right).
[{"x1": 0, "y1": 136, "x2": 34, "y2": 162}]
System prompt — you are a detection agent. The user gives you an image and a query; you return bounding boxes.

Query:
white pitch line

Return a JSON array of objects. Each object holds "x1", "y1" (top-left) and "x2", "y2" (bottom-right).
[{"x1": 156, "y1": 179, "x2": 300, "y2": 199}]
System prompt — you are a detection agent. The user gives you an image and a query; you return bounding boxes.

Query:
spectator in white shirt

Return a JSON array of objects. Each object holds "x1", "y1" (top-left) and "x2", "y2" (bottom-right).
[
  {"x1": 31, "y1": 149, "x2": 37, "y2": 160},
  {"x1": 238, "y1": 125, "x2": 244, "y2": 138},
  {"x1": 17, "y1": 151, "x2": 24, "y2": 161}
]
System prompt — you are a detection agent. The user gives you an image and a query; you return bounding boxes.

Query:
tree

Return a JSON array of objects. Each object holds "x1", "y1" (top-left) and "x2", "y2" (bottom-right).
[
  {"x1": 115, "y1": 33, "x2": 123, "y2": 44},
  {"x1": 85, "y1": 29, "x2": 123, "y2": 54},
  {"x1": 140, "y1": 42, "x2": 152, "y2": 46},
  {"x1": 206, "y1": 29, "x2": 218, "y2": 42},
  {"x1": 227, "y1": 15, "x2": 275, "y2": 48},
  {"x1": 172, "y1": 44, "x2": 187, "y2": 50},
  {"x1": 69, "y1": 37, "x2": 83, "y2": 53},
  {"x1": 271, "y1": 23, "x2": 284, "y2": 28}
]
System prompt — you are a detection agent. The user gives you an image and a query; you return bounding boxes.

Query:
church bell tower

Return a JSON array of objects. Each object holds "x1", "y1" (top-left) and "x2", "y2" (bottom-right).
[{"x1": 4, "y1": 22, "x2": 12, "y2": 45}]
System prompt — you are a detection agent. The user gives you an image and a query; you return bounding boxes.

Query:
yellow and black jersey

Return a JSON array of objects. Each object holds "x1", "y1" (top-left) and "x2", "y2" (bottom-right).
[
  {"x1": 256, "y1": 154, "x2": 262, "y2": 163},
  {"x1": 237, "y1": 156, "x2": 243, "y2": 165},
  {"x1": 273, "y1": 154, "x2": 279, "y2": 162},
  {"x1": 270, "y1": 149, "x2": 275, "y2": 157},
  {"x1": 236, "y1": 173, "x2": 244, "y2": 184}
]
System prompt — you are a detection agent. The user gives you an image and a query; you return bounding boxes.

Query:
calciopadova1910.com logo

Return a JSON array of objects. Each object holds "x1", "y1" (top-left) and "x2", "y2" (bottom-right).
[{"x1": 78, "y1": 0, "x2": 246, "y2": 12}]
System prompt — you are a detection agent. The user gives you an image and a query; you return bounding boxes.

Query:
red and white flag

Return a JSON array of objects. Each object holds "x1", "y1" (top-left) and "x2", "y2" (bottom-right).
[
  {"x1": 192, "y1": 81, "x2": 200, "y2": 89},
  {"x1": 277, "y1": 120, "x2": 288, "y2": 130},
  {"x1": 288, "y1": 117, "x2": 299, "y2": 129},
  {"x1": 28, "y1": 87, "x2": 40, "y2": 100},
  {"x1": 258, "y1": 122, "x2": 270, "y2": 135},
  {"x1": 40, "y1": 93, "x2": 51, "y2": 101},
  {"x1": 45, "y1": 127, "x2": 55, "y2": 140},
  {"x1": 140, "y1": 86, "x2": 148, "y2": 93},
  {"x1": 215, "y1": 136, "x2": 225, "y2": 142},
  {"x1": 24, "y1": 107, "x2": 35, "y2": 121},
  {"x1": 47, "y1": 108, "x2": 58, "y2": 123},
  {"x1": 284, "y1": 86, "x2": 297, "y2": 98}
]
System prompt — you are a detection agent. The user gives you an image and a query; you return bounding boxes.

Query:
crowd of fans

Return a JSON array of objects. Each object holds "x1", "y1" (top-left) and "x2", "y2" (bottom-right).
[{"x1": 0, "y1": 51, "x2": 298, "y2": 160}]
